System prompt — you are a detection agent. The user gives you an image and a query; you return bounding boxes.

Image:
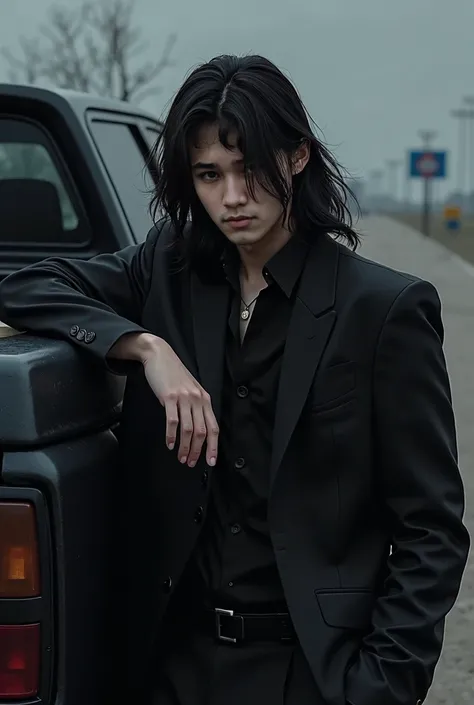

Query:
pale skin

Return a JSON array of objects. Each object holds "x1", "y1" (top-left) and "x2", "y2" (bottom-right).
[{"x1": 108, "y1": 123, "x2": 310, "y2": 468}]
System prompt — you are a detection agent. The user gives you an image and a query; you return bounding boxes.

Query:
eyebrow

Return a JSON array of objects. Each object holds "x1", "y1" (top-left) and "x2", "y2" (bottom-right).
[{"x1": 192, "y1": 158, "x2": 244, "y2": 170}]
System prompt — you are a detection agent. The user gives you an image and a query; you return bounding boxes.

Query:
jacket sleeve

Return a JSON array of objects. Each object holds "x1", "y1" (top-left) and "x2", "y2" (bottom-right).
[
  {"x1": 345, "y1": 279, "x2": 470, "y2": 705},
  {"x1": 0, "y1": 224, "x2": 164, "y2": 368}
]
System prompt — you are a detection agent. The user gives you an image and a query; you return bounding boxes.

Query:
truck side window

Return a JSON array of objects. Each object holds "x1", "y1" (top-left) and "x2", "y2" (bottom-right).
[
  {"x1": 0, "y1": 118, "x2": 88, "y2": 244},
  {"x1": 88, "y1": 119, "x2": 156, "y2": 241}
]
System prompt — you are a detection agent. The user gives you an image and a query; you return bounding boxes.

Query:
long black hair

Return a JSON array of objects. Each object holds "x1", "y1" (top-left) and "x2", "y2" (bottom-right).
[{"x1": 149, "y1": 54, "x2": 361, "y2": 275}]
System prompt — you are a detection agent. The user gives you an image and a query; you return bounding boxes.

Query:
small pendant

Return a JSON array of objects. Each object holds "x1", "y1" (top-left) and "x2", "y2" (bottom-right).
[{"x1": 241, "y1": 308, "x2": 250, "y2": 320}]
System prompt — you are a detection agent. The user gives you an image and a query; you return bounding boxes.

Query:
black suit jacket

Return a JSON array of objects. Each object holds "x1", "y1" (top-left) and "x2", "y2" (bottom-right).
[{"x1": 0, "y1": 221, "x2": 469, "y2": 705}]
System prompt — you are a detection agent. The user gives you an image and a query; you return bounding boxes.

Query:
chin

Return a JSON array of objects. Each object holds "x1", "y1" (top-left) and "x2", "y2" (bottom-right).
[
  {"x1": 228, "y1": 232, "x2": 264, "y2": 247},
  {"x1": 223, "y1": 224, "x2": 267, "y2": 247}
]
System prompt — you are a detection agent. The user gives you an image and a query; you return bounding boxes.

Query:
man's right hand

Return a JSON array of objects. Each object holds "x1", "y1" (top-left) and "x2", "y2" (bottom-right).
[{"x1": 108, "y1": 332, "x2": 219, "y2": 467}]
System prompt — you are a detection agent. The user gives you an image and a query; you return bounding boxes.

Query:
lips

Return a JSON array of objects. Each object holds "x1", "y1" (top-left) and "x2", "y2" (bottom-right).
[{"x1": 226, "y1": 217, "x2": 253, "y2": 229}]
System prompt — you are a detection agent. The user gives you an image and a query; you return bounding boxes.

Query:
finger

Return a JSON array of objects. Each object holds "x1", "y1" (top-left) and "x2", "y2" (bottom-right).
[
  {"x1": 187, "y1": 404, "x2": 207, "y2": 467},
  {"x1": 164, "y1": 397, "x2": 179, "y2": 451},
  {"x1": 203, "y1": 400, "x2": 219, "y2": 467},
  {"x1": 177, "y1": 397, "x2": 193, "y2": 464}
]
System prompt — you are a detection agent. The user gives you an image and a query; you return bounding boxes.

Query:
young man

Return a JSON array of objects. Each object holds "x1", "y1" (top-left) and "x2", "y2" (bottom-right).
[{"x1": 0, "y1": 55, "x2": 469, "y2": 705}]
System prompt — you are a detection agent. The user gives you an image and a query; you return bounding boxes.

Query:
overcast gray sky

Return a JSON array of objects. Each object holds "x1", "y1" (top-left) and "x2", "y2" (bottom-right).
[{"x1": 1, "y1": 0, "x2": 473, "y2": 200}]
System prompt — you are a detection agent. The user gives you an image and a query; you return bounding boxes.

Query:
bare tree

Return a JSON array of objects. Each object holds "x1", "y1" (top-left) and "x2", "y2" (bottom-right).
[{"x1": 1, "y1": 0, "x2": 176, "y2": 103}]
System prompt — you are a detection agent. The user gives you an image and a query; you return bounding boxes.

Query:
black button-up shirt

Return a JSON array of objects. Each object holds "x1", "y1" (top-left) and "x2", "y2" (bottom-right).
[{"x1": 186, "y1": 234, "x2": 308, "y2": 612}]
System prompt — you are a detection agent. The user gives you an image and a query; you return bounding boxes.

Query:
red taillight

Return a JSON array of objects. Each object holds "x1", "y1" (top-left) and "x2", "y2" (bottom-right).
[
  {"x1": 0, "y1": 624, "x2": 40, "y2": 699},
  {"x1": 0, "y1": 502, "x2": 40, "y2": 597}
]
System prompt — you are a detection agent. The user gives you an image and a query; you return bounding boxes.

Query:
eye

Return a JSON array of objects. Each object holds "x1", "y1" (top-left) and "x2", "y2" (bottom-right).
[{"x1": 198, "y1": 171, "x2": 219, "y2": 182}]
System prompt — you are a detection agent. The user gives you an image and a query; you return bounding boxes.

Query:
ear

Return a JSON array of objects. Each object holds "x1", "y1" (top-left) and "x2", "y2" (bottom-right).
[{"x1": 291, "y1": 140, "x2": 310, "y2": 175}]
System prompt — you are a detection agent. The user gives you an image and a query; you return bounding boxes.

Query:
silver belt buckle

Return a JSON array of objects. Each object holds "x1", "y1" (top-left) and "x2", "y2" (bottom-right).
[{"x1": 215, "y1": 607, "x2": 244, "y2": 643}]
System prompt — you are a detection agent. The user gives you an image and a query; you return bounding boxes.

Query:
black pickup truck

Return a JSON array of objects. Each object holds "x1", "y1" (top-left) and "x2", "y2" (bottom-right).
[{"x1": 0, "y1": 84, "x2": 162, "y2": 705}]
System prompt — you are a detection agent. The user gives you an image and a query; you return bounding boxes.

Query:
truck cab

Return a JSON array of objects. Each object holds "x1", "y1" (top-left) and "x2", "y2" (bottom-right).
[{"x1": 0, "y1": 83, "x2": 161, "y2": 279}]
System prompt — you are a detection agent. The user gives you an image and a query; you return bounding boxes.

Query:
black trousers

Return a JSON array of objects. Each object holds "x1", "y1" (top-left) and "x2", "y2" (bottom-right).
[{"x1": 152, "y1": 608, "x2": 325, "y2": 705}]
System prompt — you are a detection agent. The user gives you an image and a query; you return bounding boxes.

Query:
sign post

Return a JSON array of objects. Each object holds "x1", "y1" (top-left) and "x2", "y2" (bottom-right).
[{"x1": 409, "y1": 151, "x2": 447, "y2": 236}]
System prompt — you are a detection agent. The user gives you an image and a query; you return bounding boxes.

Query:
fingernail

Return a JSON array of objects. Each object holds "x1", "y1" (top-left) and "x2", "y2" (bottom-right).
[
  {"x1": 168, "y1": 442, "x2": 174, "y2": 450},
  {"x1": 188, "y1": 460, "x2": 196, "y2": 468},
  {"x1": 209, "y1": 457, "x2": 216, "y2": 467},
  {"x1": 180, "y1": 456, "x2": 187, "y2": 464}
]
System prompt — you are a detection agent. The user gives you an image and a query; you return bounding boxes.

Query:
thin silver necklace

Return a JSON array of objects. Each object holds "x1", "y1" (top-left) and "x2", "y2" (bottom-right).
[{"x1": 240, "y1": 294, "x2": 259, "y2": 320}]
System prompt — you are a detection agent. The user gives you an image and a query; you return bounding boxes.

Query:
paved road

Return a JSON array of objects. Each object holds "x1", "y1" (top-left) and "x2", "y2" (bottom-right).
[{"x1": 359, "y1": 215, "x2": 473, "y2": 705}]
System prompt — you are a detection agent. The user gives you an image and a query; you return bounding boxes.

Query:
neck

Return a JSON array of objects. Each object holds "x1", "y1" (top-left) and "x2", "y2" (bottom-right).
[{"x1": 238, "y1": 224, "x2": 292, "y2": 285}]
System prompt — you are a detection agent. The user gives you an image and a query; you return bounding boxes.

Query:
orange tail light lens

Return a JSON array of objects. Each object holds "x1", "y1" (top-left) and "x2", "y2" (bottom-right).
[
  {"x1": 0, "y1": 624, "x2": 40, "y2": 699},
  {"x1": 0, "y1": 503, "x2": 40, "y2": 598}
]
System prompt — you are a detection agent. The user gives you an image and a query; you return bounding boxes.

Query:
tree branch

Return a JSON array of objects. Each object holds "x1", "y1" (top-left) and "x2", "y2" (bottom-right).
[
  {"x1": 1, "y1": 0, "x2": 176, "y2": 102},
  {"x1": 1, "y1": 38, "x2": 43, "y2": 84}
]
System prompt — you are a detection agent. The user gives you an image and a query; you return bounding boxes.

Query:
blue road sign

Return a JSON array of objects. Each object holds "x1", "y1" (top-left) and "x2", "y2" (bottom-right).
[
  {"x1": 409, "y1": 151, "x2": 447, "y2": 178},
  {"x1": 446, "y1": 220, "x2": 460, "y2": 231}
]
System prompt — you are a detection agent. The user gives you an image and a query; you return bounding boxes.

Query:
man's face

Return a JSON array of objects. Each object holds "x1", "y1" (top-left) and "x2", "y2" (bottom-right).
[{"x1": 190, "y1": 123, "x2": 289, "y2": 248}]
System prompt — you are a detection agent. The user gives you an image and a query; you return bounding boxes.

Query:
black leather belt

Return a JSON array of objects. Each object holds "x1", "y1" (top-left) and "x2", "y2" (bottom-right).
[{"x1": 202, "y1": 607, "x2": 296, "y2": 644}]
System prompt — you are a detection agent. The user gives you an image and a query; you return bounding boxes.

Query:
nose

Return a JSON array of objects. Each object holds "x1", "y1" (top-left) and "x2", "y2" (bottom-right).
[{"x1": 222, "y1": 174, "x2": 248, "y2": 208}]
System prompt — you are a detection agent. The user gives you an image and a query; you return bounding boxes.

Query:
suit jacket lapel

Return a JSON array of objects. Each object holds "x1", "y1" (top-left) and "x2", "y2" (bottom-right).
[
  {"x1": 191, "y1": 271, "x2": 230, "y2": 422},
  {"x1": 270, "y1": 234, "x2": 339, "y2": 484}
]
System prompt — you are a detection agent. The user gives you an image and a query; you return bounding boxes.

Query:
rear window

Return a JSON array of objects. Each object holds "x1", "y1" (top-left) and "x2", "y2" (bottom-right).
[
  {"x1": 0, "y1": 118, "x2": 89, "y2": 246},
  {"x1": 88, "y1": 118, "x2": 156, "y2": 241}
]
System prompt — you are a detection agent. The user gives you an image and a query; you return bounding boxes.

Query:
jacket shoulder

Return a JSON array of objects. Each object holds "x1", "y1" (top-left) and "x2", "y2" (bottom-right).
[
  {"x1": 146, "y1": 217, "x2": 177, "y2": 249},
  {"x1": 336, "y1": 240, "x2": 427, "y2": 296},
  {"x1": 333, "y1": 239, "x2": 441, "y2": 323},
  {"x1": 145, "y1": 218, "x2": 183, "y2": 264}
]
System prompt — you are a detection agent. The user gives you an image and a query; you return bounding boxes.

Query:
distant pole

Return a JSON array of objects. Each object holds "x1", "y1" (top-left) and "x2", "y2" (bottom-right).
[
  {"x1": 422, "y1": 178, "x2": 432, "y2": 236},
  {"x1": 403, "y1": 151, "x2": 411, "y2": 207},
  {"x1": 404, "y1": 177, "x2": 412, "y2": 207},
  {"x1": 464, "y1": 97, "x2": 474, "y2": 202},
  {"x1": 418, "y1": 130, "x2": 437, "y2": 236},
  {"x1": 451, "y1": 108, "x2": 469, "y2": 195},
  {"x1": 386, "y1": 159, "x2": 402, "y2": 205},
  {"x1": 418, "y1": 130, "x2": 437, "y2": 149},
  {"x1": 369, "y1": 169, "x2": 384, "y2": 210}
]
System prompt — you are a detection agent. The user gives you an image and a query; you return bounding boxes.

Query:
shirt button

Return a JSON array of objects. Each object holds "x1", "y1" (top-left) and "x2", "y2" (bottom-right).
[
  {"x1": 231, "y1": 523, "x2": 241, "y2": 535},
  {"x1": 76, "y1": 328, "x2": 86, "y2": 341},
  {"x1": 228, "y1": 581, "x2": 234, "y2": 587},
  {"x1": 237, "y1": 385, "x2": 248, "y2": 398},
  {"x1": 69, "y1": 325, "x2": 79, "y2": 337},
  {"x1": 194, "y1": 506, "x2": 204, "y2": 523},
  {"x1": 162, "y1": 576, "x2": 173, "y2": 593},
  {"x1": 84, "y1": 331, "x2": 96, "y2": 344},
  {"x1": 234, "y1": 457, "x2": 246, "y2": 471},
  {"x1": 201, "y1": 470, "x2": 209, "y2": 487}
]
